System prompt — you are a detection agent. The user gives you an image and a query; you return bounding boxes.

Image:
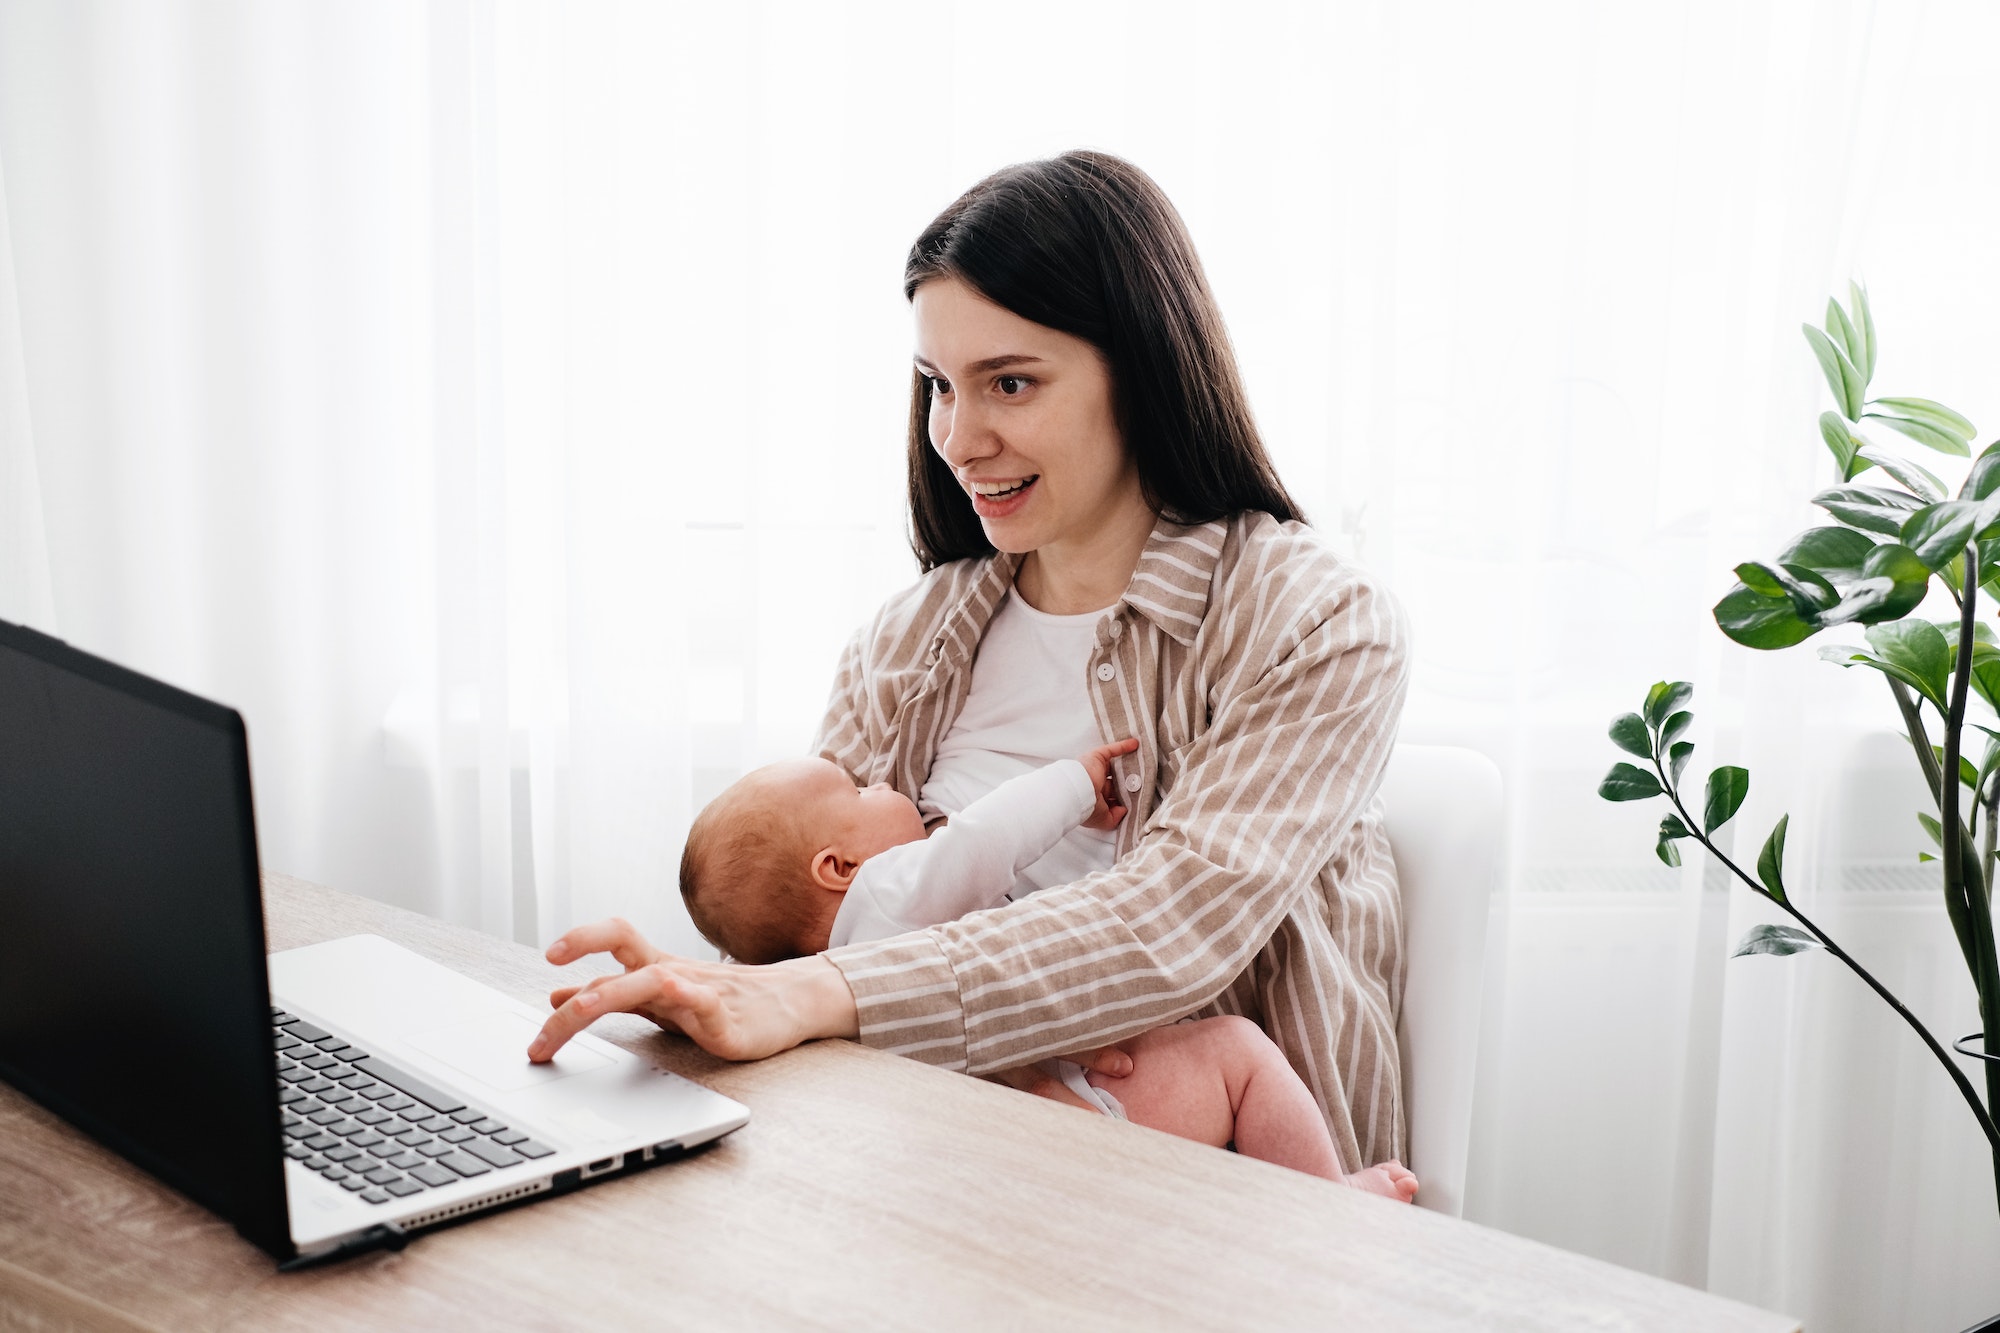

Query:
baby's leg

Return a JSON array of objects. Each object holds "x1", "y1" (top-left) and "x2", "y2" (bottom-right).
[{"x1": 1088, "y1": 1016, "x2": 1418, "y2": 1201}]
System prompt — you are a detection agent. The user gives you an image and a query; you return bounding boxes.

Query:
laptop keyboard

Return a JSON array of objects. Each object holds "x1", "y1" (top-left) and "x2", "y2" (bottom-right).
[{"x1": 272, "y1": 1007, "x2": 556, "y2": 1207}]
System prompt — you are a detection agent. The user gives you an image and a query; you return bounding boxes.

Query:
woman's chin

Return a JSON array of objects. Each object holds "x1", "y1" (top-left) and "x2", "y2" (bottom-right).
[{"x1": 978, "y1": 516, "x2": 1043, "y2": 555}]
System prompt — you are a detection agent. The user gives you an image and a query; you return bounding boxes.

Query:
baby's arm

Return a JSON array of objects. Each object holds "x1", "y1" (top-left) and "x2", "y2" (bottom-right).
[{"x1": 847, "y1": 759, "x2": 1101, "y2": 936}]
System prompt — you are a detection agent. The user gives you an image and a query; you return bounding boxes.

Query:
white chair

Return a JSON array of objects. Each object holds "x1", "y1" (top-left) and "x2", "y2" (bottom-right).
[{"x1": 1379, "y1": 744, "x2": 1503, "y2": 1218}]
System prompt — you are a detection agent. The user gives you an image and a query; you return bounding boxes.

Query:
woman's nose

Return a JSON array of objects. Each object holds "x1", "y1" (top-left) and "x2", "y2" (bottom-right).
[{"x1": 932, "y1": 398, "x2": 999, "y2": 469}]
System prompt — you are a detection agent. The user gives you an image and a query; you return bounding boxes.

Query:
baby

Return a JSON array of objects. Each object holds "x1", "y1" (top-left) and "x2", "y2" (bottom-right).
[{"x1": 679, "y1": 740, "x2": 1418, "y2": 1202}]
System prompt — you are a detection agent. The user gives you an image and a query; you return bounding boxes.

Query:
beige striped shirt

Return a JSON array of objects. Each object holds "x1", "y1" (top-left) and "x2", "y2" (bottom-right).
[{"x1": 813, "y1": 512, "x2": 1409, "y2": 1169}]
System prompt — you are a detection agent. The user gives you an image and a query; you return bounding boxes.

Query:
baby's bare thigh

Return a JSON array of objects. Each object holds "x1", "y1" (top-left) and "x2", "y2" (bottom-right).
[{"x1": 1087, "y1": 1017, "x2": 1270, "y2": 1147}]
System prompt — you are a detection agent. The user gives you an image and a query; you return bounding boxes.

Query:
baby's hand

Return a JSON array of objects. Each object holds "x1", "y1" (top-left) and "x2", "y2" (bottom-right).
[{"x1": 1079, "y1": 738, "x2": 1140, "y2": 831}]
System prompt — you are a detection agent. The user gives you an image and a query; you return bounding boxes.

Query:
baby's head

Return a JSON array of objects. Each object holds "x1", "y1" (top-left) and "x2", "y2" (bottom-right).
[{"x1": 680, "y1": 758, "x2": 926, "y2": 964}]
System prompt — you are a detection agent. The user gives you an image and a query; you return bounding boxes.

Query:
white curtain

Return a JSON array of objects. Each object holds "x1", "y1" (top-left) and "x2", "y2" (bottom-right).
[{"x1": 3, "y1": 1, "x2": 1997, "y2": 1325}]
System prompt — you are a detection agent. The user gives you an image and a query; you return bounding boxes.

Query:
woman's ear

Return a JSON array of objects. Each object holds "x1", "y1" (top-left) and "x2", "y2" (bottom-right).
[{"x1": 809, "y1": 847, "x2": 860, "y2": 893}]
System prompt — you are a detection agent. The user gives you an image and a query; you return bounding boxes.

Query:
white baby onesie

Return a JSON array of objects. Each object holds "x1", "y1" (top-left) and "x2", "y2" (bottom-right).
[{"x1": 825, "y1": 758, "x2": 1127, "y2": 1119}]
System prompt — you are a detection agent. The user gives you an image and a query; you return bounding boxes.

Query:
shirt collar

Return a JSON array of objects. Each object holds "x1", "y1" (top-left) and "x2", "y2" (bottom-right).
[{"x1": 941, "y1": 515, "x2": 1228, "y2": 656}]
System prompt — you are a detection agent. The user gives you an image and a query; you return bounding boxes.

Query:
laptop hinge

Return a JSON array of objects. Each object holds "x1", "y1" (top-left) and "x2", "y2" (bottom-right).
[{"x1": 276, "y1": 1222, "x2": 409, "y2": 1272}]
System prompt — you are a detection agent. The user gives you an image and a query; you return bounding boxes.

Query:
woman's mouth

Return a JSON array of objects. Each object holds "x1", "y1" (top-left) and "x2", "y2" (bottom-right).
[{"x1": 969, "y1": 476, "x2": 1038, "y2": 519}]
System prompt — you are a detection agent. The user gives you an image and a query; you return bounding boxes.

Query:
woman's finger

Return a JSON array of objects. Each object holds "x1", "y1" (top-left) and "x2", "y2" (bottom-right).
[{"x1": 544, "y1": 916, "x2": 661, "y2": 972}]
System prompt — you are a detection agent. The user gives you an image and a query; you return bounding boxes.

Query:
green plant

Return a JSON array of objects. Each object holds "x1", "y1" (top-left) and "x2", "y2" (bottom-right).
[{"x1": 1600, "y1": 284, "x2": 2000, "y2": 1215}]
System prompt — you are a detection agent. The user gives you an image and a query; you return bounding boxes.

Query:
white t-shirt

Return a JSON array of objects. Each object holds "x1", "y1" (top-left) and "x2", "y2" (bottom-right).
[{"x1": 920, "y1": 589, "x2": 1119, "y2": 899}]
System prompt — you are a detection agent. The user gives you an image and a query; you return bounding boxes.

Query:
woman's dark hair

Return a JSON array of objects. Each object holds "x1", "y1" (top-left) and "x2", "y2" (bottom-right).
[{"x1": 903, "y1": 149, "x2": 1304, "y2": 571}]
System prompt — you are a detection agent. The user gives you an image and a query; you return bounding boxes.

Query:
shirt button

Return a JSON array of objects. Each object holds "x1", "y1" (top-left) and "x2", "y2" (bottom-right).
[
  {"x1": 1109, "y1": 620, "x2": 1124, "y2": 639},
  {"x1": 1095, "y1": 663, "x2": 1115, "y2": 682},
  {"x1": 1123, "y1": 773, "x2": 1142, "y2": 793}
]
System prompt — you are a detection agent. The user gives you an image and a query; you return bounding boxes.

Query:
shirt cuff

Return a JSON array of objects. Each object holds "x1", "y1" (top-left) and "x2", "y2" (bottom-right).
[{"x1": 822, "y1": 932, "x2": 969, "y2": 1073}]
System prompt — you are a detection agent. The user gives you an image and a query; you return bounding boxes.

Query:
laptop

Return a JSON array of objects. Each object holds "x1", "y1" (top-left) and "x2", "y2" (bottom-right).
[{"x1": 0, "y1": 617, "x2": 748, "y2": 1267}]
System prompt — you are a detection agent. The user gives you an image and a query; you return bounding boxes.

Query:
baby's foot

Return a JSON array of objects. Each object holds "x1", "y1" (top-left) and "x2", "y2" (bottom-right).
[{"x1": 1346, "y1": 1160, "x2": 1419, "y2": 1203}]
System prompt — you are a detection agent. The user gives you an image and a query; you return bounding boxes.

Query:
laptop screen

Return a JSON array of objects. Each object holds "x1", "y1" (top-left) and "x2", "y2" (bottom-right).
[{"x1": 0, "y1": 620, "x2": 291, "y2": 1259}]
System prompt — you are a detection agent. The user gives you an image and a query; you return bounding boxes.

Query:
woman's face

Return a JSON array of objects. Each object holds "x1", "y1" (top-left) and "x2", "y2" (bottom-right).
[{"x1": 912, "y1": 277, "x2": 1142, "y2": 558}]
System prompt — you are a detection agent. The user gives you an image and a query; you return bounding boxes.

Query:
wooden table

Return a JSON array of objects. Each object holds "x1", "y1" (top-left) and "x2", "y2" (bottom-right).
[{"x1": 0, "y1": 874, "x2": 1801, "y2": 1332}]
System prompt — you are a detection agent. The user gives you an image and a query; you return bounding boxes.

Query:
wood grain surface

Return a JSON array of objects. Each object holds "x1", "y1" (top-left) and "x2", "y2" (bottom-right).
[{"x1": 0, "y1": 873, "x2": 1801, "y2": 1332}]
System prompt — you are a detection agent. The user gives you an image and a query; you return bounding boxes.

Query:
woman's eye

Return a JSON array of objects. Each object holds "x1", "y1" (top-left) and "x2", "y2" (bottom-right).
[
  {"x1": 926, "y1": 374, "x2": 952, "y2": 396},
  {"x1": 996, "y1": 375, "x2": 1031, "y2": 395}
]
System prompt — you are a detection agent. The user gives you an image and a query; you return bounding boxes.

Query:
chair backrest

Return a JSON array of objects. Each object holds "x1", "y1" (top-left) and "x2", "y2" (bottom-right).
[{"x1": 1379, "y1": 744, "x2": 1502, "y2": 1217}]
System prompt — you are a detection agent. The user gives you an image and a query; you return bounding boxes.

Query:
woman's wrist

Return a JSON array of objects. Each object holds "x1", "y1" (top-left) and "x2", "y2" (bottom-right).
[{"x1": 779, "y1": 954, "x2": 860, "y2": 1041}]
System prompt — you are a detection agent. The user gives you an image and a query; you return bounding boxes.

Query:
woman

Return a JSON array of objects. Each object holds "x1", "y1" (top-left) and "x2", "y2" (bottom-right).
[{"x1": 529, "y1": 151, "x2": 1410, "y2": 1173}]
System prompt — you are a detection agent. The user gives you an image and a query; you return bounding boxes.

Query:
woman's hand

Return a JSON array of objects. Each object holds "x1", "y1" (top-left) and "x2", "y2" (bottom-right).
[{"x1": 526, "y1": 917, "x2": 860, "y2": 1063}]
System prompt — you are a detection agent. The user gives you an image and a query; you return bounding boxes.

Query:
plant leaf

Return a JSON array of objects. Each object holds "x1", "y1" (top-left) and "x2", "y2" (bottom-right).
[
  {"x1": 1777, "y1": 525, "x2": 1876, "y2": 582},
  {"x1": 1918, "y1": 812, "x2": 1942, "y2": 847},
  {"x1": 1900, "y1": 499, "x2": 1990, "y2": 569},
  {"x1": 1732, "y1": 923, "x2": 1825, "y2": 958},
  {"x1": 1962, "y1": 439, "x2": 2000, "y2": 500},
  {"x1": 1609, "y1": 713, "x2": 1652, "y2": 758},
  {"x1": 1849, "y1": 280, "x2": 1877, "y2": 383},
  {"x1": 1756, "y1": 814, "x2": 1789, "y2": 902},
  {"x1": 1643, "y1": 681, "x2": 1694, "y2": 729},
  {"x1": 1660, "y1": 710, "x2": 1693, "y2": 748},
  {"x1": 1864, "y1": 619, "x2": 1952, "y2": 711},
  {"x1": 1974, "y1": 659, "x2": 2000, "y2": 714},
  {"x1": 1857, "y1": 447, "x2": 1945, "y2": 502},
  {"x1": 1826, "y1": 297, "x2": 1862, "y2": 372},
  {"x1": 1656, "y1": 812, "x2": 1693, "y2": 868},
  {"x1": 1600, "y1": 762, "x2": 1663, "y2": 802},
  {"x1": 1812, "y1": 484, "x2": 1924, "y2": 536},
  {"x1": 1803, "y1": 323, "x2": 1864, "y2": 420},
  {"x1": 1820, "y1": 412, "x2": 1865, "y2": 479},
  {"x1": 1703, "y1": 766, "x2": 1749, "y2": 834},
  {"x1": 1734, "y1": 562, "x2": 1837, "y2": 618},
  {"x1": 1869, "y1": 412, "x2": 1973, "y2": 457},
  {"x1": 1669, "y1": 741, "x2": 1694, "y2": 787},
  {"x1": 1850, "y1": 543, "x2": 1931, "y2": 623},
  {"x1": 1713, "y1": 582, "x2": 1817, "y2": 649},
  {"x1": 1871, "y1": 395, "x2": 1976, "y2": 440}
]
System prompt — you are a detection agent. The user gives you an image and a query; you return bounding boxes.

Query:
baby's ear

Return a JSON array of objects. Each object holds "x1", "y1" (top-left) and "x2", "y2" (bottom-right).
[{"x1": 808, "y1": 847, "x2": 859, "y2": 893}]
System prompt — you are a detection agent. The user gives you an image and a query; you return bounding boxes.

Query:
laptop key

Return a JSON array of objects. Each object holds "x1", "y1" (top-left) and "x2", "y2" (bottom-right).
[
  {"x1": 324, "y1": 1145, "x2": 363, "y2": 1163},
  {"x1": 304, "y1": 1134, "x2": 340, "y2": 1151},
  {"x1": 366, "y1": 1141, "x2": 403, "y2": 1159},
  {"x1": 388, "y1": 1152, "x2": 425, "y2": 1170},
  {"x1": 274, "y1": 1034, "x2": 302, "y2": 1052},
  {"x1": 272, "y1": 1008, "x2": 293, "y2": 1022},
  {"x1": 313, "y1": 1035, "x2": 346, "y2": 1050},
  {"x1": 356, "y1": 1083, "x2": 395, "y2": 1100},
  {"x1": 347, "y1": 1057, "x2": 466, "y2": 1114},
  {"x1": 348, "y1": 1131, "x2": 386, "y2": 1148},
  {"x1": 470, "y1": 1118, "x2": 505, "y2": 1134},
  {"x1": 360, "y1": 1188, "x2": 389, "y2": 1204},
  {"x1": 463, "y1": 1139, "x2": 523, "y2": 1170},
  {"x1": 306, "y1": 1108, "x2": 345, "y2": 1125},
  {"x1": 300, "y1": 1054, "x2": 336, "y2": 1070},
  {"x1": 438, "y1": 1152, "x2": 491, "y2": 1178},
  {"x1": 320, "y1": 1167, "x2": 348, "y2": 1182},
  {"x1": 278, "y1": 1088, "x2": 309, "y2": 1105},
  {"x1": 339, "y1": 1177, "x2": 369, "y2": 1192},
  {"x1": 384, "y1": 1178, "x2": 425, "y2": 1197},
  {"x1": 410, "y1": 1163, "x2": 456, "y2": 1188},
  {"x1": 362, "y1": 1167, "x2": 401, "y2": 1186},
  {"x1": 416, "y1": 1142, "x2": 454, "y2": 1158},
  {"x1": 513, "y1": 1139, "x2": 555, "y2": 1160},
  {"x1": 279, "y1": 1067, "x2": 314, "y2": 1084},
  {"x1": 396, "y1": 1106, "x2": 433, "y2": 1123},
  {"x1": 492, "y1": 1129, "x2": 527, "y2": 1145},
  {"x1": 355, "y1": 1109, "x2": 392, "y2": 1126},
  {"x1": 286, "y1": 1021, "x2": 331, "y2": 1042},
  {"x1": 448, "y1": 1108, "x2": 485, "y2": 1124},
  {"x1": 284, "y1": 1144, "x2": 312, "y2": 1160},
  {"x1": 283, "y1": 1123, "x2": 316, "y2": 1140},
  {"x1": 418, "y1": 1116, "x2": 454, "y2": 1132},
  {"x1": 298, "y1": 1077, "x2": 334, "y2": 1094},
  {"x1": 439, "y1": 1126, "x2": 474, "y2": 1144},
  {"x1": 378, "y1": 1095, "x2": 417, "y2": 1113}
]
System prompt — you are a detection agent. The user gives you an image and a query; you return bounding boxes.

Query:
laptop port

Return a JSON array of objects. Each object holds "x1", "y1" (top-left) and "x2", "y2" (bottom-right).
[{"x1": 578, "y1": 1155, "x2": 622, "y2": 1179}]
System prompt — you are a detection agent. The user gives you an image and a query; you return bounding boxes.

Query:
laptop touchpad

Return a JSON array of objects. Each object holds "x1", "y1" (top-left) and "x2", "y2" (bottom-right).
[{"x1": 404, "y1": 1011, "x2": 614, "y2": 1092}]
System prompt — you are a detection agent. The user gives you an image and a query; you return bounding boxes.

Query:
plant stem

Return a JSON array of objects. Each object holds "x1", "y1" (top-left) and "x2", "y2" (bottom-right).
[
  {"x1": 1889, "y1": 678, "x2": 1944, "y2": 806},
  {"x1": 1650, "y1": 759, "x2": 2000, "y2": 1156},
  {"x1": 1948, "y1": 548, "x2": 2000, "y2": 1211}
]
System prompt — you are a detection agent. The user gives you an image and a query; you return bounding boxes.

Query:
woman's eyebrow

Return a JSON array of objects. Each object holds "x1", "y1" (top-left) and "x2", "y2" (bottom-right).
[{"x1": 912, "y1": 354, "x2": 1050, "y2": 374}]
